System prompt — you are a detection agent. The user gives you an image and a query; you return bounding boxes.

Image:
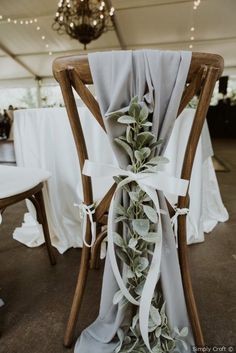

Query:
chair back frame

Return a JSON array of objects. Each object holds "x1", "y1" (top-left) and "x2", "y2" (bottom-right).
[{"x1": 53, "y1": 52, "x2": 223, "y2": 347}]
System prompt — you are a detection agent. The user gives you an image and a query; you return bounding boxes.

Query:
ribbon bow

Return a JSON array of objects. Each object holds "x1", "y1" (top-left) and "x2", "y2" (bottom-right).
[
  {"x1": 82, "y1": 159, "x2": 189, "y2": 352},
  {"x1": 74, "y1": 202, "x2": 96, "y2": 248}
]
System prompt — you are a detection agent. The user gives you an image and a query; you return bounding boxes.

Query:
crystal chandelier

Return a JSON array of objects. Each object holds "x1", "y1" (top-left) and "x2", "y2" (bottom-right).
[{"x1": 52, "y1": 0, "x2": 115, "y2": 49}]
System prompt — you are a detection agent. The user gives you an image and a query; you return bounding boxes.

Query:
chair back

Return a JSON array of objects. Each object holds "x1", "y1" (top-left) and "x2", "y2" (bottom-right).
[{"x1": 53, "y1": 51, "x2": 224, "y2": 346}]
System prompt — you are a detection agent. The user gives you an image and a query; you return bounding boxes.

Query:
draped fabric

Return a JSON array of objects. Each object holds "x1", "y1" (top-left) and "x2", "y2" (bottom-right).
[{"x1": 75, "y1": 50, "x2": 194, "y2": 352}]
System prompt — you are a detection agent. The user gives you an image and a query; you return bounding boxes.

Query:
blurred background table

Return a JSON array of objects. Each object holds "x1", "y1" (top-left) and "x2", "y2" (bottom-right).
[{"x1": 13, "y1": 107, "x2": 228, "y2": 253}]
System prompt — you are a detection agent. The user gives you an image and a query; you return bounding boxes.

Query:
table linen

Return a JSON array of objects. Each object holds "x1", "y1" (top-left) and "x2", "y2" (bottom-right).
[{"x1": 13, "y1": 106, "x2": 228, "y2": 253}]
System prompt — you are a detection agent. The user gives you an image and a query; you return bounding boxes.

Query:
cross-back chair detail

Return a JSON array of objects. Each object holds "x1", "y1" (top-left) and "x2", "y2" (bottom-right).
[{"x1": 53, "y1": 52, "x2": 223, "y2": 348}]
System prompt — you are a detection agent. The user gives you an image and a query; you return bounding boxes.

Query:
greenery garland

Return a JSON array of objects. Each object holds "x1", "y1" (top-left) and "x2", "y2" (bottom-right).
[{"x1": 109, "y1": 97, "x2": 188, "y2": 353}]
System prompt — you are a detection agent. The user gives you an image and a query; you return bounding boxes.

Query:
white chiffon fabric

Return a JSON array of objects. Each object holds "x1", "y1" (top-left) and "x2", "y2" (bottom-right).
[{"x1": 13, "y1": 105, "x2": 228, "y2": 253}]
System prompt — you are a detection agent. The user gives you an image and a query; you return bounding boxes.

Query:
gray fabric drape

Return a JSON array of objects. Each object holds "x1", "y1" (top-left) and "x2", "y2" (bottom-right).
[{"x1": 75, "y1": 50, "x2": 194, "y2": 353}]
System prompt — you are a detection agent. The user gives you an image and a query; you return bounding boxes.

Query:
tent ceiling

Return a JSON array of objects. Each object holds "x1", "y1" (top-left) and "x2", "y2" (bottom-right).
[{"x1": 0, "y1": 0, "x2": 236, "y2": 83}]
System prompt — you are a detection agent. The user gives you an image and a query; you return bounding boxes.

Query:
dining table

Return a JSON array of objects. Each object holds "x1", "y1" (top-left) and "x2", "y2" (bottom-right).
[{"x1": 13, "y1": 106, "x2": 228, "y2": 254}]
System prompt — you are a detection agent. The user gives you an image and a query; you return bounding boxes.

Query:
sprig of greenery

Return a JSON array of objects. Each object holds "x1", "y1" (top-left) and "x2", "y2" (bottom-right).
[{"x1": 111, "y1": 97, "x2": 188, "y2": 353}]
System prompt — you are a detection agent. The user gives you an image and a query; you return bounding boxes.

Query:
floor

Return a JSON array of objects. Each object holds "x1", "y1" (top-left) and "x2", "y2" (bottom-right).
[{"x1": 0, "y1": 139, "x2": 235, "y2": 353}]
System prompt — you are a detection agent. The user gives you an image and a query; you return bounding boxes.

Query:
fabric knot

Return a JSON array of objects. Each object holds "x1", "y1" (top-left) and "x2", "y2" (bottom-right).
[
  {"x1": 74, "y1": 202, "x2": 96, "y2": 248},
  {"x1": 174, "y1": 207, "x2": 189, "y2": 216}
]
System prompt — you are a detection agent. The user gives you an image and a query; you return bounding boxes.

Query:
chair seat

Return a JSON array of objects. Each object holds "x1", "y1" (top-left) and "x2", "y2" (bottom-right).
[{"x1": 0, "y1": 165, "x2": 51, "y2": 199}]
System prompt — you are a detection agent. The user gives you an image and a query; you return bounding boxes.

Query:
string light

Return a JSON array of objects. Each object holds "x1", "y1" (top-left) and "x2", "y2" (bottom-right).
[
  {"x1": 188, "y1": 0, "x2": 201, "y2": 50},
  {"x1": 0, "y1": 15, "x2": 53, "y2": 56}
]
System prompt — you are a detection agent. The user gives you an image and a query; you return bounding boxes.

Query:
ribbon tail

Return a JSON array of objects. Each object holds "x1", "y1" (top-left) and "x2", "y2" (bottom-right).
[
  {"x1": 138, "y1": 185, "x2": 162, "y2": 352},
  {"x1": 107, "y1": 193, "x2": 139, "y2": 306}
]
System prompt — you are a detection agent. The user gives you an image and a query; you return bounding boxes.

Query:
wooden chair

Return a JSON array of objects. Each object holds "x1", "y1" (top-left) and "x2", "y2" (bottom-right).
[
  {"x1": 53, "y1": 52, "x2": 224, "y2": 347},
  {"x1": 0, "y1": 165, "x2": 56, "y2": 266}
]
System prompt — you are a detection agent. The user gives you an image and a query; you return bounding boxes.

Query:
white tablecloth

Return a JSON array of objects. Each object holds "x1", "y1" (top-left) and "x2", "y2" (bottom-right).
[{"x1": 13, "y1": 107, "x2": 228, "y2": 253}]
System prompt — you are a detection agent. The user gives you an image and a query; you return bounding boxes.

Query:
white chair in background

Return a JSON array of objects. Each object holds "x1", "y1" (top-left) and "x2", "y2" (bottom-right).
[{"x1": 0, "y1": 165, "x2": 56, "y2": 265}]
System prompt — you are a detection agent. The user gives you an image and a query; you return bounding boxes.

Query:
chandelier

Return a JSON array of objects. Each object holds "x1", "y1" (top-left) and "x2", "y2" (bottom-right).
[{"x1": 52, "y1": 0, "x2": 115, "y2": 49}]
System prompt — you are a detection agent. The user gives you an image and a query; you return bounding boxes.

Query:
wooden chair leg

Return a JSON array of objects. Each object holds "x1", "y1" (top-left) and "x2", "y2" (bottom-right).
[
  {"x1": 178, "y1": 214, "x2": 204, "y2": 346},
  {"x1": 29, "y1": 190, "x2": 56, "y2": 266},
  {"x1": 63, "y1": 245, "x2": 90, "y2": 347}
]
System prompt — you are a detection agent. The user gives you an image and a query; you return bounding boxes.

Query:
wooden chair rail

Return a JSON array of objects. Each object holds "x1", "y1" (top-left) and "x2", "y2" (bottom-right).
[
  {"x1": 53, "y1": 52, "x2": 223, "y2": 85},
  {"x1": 0, "y1": 182, "x2": 43, "y2": 209}
]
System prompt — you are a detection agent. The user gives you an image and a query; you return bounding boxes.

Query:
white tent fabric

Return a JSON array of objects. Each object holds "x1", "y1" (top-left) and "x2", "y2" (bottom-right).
[{"x1": 0, "y1": 0, "x2": 236, "y2": 86}]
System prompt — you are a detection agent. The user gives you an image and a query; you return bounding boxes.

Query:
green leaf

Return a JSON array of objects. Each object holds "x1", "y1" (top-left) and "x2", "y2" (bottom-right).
[
  {"x1": 147, "y1": 156, "x2": 169, "y2": 165},
  {"x1": 113, "y1": 176, "x2": 130, "y2": 192},
  {"x1": 129, "y1": 102, "x2": 141, "y2": 119},
  {"x1": 132, "y1": 219, "x2": 150, "y2": 236},
  {"x1": 127, "y1": 205, "x2": 134, "y2": 218},
  {"x1": 127, "y1": 268, "x2": 135, "y2": 278},
  {"x1": 115, "y1": 216, "x2": 127, "y2": 223},
  {"x1": 135, "y1": 256, "x2": 149, "y2": 272},
  {"x1": 136, "y1": 132, "x2": 155, "y2": 148},
  {"x1": 128, "y1": 238, "x2": 138, "y2": 250},
  {"x1": 126, "y1": 125, "x2": 133, "y2": 144},
  {"x1": 116, "y1": 248, "x2": 130, "y2": 265},
  {"x1": 161, "y1": 332, "x2": 174, "y2": 341},
  {"x1": 113, "y1": 232, "x2": 124, "y2": 247},
  {"x1": 134, "y1": 150, "x2": 143, "y2": 162},
  {"x1": 142, "y1": 232, "x2": 161, "y2": 244},
  {"x1": 155, "y1": 326, "x2": 161, "y2": 338},
  {"x1": 113, "y1": 290, "x2": 123, "y2": 305},
  {"x1": 115, "y1": 138, "x2": 133, "y2": 161},
  {"x1": 142, "y1": 121, "x2": 153, "y2": 127},
  {"x1": 143, "y1": 205, "x2": 158, "y2": 223},
  {"x1": 116, "y1": 203, "x2": 127, "y2": 216},
  {"x1": 149, "y1": 139, "x2": 163, "y2": 150},
  {"x1": 130, "y1": 96, "x2": 138, "y2": 104},
  {"x1": 134, "y1": 279, "x2": 145, "y2": 295},
  {"x1": 129, "y1": 191, "x2": 139, "y2": 202},
  {"x1": 150, "y1": 305, "x2": 162, "y2": 326},
  {"x1": 174, "y1": 327, "x2": 180, "y2": 336},
  {"x1": 140, "y1": 147, "x2": 151, "y2": 159},
  {"x1": 118, "y1": 136, "x2": 127, "y2": 141},
  {"x1": 139, "y1": 104, "x2": 149, "y2": 121},
  {"x1": 179, "y1": 327, "x2": 188, "y2": 337},
  {"x1": 132, "y1": 313, "x2": 139, "y2": 328},
  {"x1": 118, "y1": 115, "x2": 136, "y2": 124}
]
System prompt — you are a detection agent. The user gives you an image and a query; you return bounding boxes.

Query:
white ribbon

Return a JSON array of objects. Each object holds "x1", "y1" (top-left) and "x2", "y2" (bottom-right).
[
  {"x1": 83, "y1": 160, "x2": 189, "y2": 352},
  {"x1": 171, "y1": 205, "x2": 198, "y2": 246},
  {"x1": 74, "y1": 202, "x2": 96, "y2": 247}
]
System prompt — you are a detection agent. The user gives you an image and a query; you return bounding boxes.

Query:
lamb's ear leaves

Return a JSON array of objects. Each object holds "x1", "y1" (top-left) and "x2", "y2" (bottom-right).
[
  {"x1": 139, "y1": 104, "x2": 149, "y2": 122},
  {"x1": 129, "y1": 99, "x2": 141, "y2": 119},
  {"x1": 132, "y1": 219, "x2": 150, "y2": 236},
  {"x1": 150, "y1": 305, "x2": 162, "y2": 326},
  {"x1": 116, "y1": 248, "x2": 129, "y2": 265},
  {"x1": 118, "y1": 115, "x2": 136, "y2": 124},
  {"x1": 113, "y1": 232, "x2": 124, "y2": 247},
  {"x1": 137, "y1": 132, "x2": 155, "y2": 147},
  {"x1": 115, "y1": 138, "x2": 133, "y2": 161},
  {"x1": 143, "y1": 205, "x2": 158, "y2": 223}
]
